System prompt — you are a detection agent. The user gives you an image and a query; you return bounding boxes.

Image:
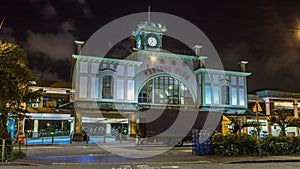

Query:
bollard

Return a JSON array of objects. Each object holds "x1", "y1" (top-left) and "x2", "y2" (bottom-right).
[
  {"x1": 70, "y1": 134, "x2": 72, "y2": 144},
  {"x1": 51, "y1": 134, "x2": 54, "y2": 144},
  {"x1": 119, "y1": 133, "x2": 122, "y2": 143},
  {"x1": 25, "y1": 133, "x2": 28, "y2": 146},
  {"x1": 103, "y1": 133, "x2": 106, "y2": 143},
  {"x1": 86, "y1": 135, "x2": 89, "y2": 144},
  {"x1": 17, "y1": 135, "x2": 24, "y2": 152},
  {"x1": 137, "y1": 135, "x2": 141, "y2": 145},
  {"x1": 42, "y1": 133, "x2": 44, "y2": 144}
]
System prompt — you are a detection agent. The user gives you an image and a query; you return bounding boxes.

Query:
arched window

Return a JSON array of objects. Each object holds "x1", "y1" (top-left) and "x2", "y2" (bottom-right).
[
  {"x1": 102, "y1": 75, "x2": 113, "y2": 99},
  {"x1": 138, "y1": 76, "x2": 194, "y2": 105}
]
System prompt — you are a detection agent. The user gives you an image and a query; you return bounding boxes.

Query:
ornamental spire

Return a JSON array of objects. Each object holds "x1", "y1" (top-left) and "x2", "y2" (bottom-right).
[{"x1": 148, "y1": 6, "x2": 151, "y2": 25}]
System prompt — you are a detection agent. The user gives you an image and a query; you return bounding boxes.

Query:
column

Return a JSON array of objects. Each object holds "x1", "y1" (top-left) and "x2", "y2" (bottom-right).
[
  {"x1": 294, "y1": 100, "x2": 299, "y2": 118},
  {"x1": 264, "y1": 98, "x2": 272, "y2": 136},
  {"x1": 61, "y1": 121, "x2": 63, "y2": 131},
  {"x1": 293, "y1": 100, "x2": 299, "y2": 136},
  {"x1": 72, "y1": 113, "x2": 83, "y2": 141},
  {"x1": 243, "y1": 117, "x2": 248, "y2": 134},
  {"x1": 129, "y1": 114, "x2": 137, "y2": 137},
  {"x1": 265, "y1": 98, "x2": 271, "y2": 116},
  {"x1": 106, "y1": 123, "x2": 111, "y2": 136},
  {"x1": 69, "y1": 118, "x2": 75, "y2": 135},
  {"x1": 32, "y1": 119, "x2": 39, "y2": 138}
]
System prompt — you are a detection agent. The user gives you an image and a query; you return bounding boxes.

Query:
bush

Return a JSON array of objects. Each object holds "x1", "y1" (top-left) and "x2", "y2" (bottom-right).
[
  {"x1": 261, "y1": 136, "x2": 300, "y2": 155},
  {"x1": 11, "y1": 151, "x2": 26, "y2": 160},
  {"x1": 211, "y1": 133, "x2": 257, "y2": 156},
  {"x1": 211, "y1": 133, "x2": 300, "y2": 156}
]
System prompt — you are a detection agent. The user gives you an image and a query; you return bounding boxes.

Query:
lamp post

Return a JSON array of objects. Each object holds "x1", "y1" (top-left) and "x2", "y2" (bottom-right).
[{"x1": 253, "y1": 101, "x2": 262, "y2": 158}]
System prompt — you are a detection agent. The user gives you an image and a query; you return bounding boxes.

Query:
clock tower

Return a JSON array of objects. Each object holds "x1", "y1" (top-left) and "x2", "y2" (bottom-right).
[{"x1": 132, "y1": 21, "x2": 167, "y2": 51}]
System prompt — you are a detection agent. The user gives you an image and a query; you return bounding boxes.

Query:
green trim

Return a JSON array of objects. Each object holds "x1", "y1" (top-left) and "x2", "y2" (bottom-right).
[
  {"x1": 72, "y1": 54, "x2": 143, "y2": 66},
  {"x1": 137, "y1": 50, "x2": 199, "y2": 61},
  {"x1": 195, "y1": 68, "x2": 251, "y2": 77},
  {"x1": 136, "y1": 23, "x2": 167, "y2": 33},
  {"x1": 74, "y1": 40, "x2": 85, "y2": 45}
]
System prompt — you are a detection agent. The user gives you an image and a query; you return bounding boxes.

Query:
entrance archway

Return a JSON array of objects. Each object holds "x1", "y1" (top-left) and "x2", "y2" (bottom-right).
[{"x1": 138, "y1": 75, "x2": 195, "y2": 106}]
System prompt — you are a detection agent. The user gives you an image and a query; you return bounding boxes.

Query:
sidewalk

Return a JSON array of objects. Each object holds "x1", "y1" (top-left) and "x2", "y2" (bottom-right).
[
  {"x1": 199, "y1": 154, "x2": 300, "y2": 163},
  {"x1": 6, "y1": 137, "x2": 300, "y2": 165},
  {"x1": 23, "y1": 135, "x2": 132, "y2": 145}
]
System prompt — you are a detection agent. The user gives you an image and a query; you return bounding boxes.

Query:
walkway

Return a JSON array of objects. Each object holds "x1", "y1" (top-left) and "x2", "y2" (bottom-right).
[{"x1": 23, "y1": 135, "x2": 132, "y2": 145}]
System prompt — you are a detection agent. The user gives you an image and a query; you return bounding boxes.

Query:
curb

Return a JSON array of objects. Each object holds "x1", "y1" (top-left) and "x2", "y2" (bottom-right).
[{"x1": 228, "y1": 159, "x2": 300, "y2": 164}]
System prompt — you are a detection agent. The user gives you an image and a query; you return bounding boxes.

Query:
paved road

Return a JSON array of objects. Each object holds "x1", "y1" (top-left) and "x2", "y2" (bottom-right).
[
  {"x1": 2, "y1": 162, "x2": 300, "y2": 169},
  {"x1": 3, "y1": 137, "x2": 300, "y2": 169}
]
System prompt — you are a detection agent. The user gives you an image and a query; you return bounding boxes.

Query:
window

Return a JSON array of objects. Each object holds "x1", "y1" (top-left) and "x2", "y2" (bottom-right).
[
  {"x1": 91, "y1": 63, "x2": 99, "y2": 74},
  {"x1": 109, "y1": 64, "x2": 114, "y2": 70},
  {"x1": 116, "y1": 79, "x2": 124, "y2": 99},
  {"x1": 213, "y1": 87, "x2": 220, "y2": 104},
  {"x1": 127, "y1": 80, "x2": 134, "y2": 100},
  {"x1": 102, "y1": 75, "x2": 113, "y2": 99},
  {"x1": 231, "y1": 88, "x2": 237, "y2": 105},
  {"x1": 239, "y1": 88, "x2": 245, "y2": 106},
  {"x1": 80, "y1": 62, "x2": 88, "y2": 73},
  {"x1": 221, "y1": 85, "x2": 230, "y2": 105},
  {"x1": 231, "y1": 76, "x2": 237, "y2": 85},
  {"x1": 138, "y1": 76, "x2": 193, "y2": 105},
  {"x1": 213, "y1": 75, "x2": 219, "y2": 84},
  {"x1": 238, "y1": 77, "x2": 245, "y2": 86},
  {"x1": 205, "y1": 86, "x2": 212, "y2": 104},
  {"x1": 205, "y1": 74, "x2": 211, "y2": 83},
  {"x1": 102, "y1": 63, "x2": 107, "y2": 69},
  {"x1": 79, "y1": 77, "x2": 88, "y2": 98},
  {"x1": 117, "y1": 65, "x2": 125, "y2": 76},
  {"x1": 90, "y1": 77, "x2": 99, "y2": 98},
  {"x1": 127, "y1": 66, "x2": 135, "y2": 77}
]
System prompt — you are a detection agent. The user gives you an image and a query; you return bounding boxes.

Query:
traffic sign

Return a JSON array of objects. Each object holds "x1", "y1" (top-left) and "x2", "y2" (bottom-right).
[{"x1": 252, "y1": 101, "x2": 262, "y2": 112}]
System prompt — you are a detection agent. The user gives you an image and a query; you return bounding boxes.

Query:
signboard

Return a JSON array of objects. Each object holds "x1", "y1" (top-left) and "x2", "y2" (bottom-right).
[{"x1": 253, "y1": 101, "x2": 262, "y2": 112}]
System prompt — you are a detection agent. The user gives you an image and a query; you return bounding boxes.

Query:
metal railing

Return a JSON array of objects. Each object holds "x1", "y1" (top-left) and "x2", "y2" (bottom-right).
[{"x1": 0, "y1": 138, "x2": 13, "y2": 162}]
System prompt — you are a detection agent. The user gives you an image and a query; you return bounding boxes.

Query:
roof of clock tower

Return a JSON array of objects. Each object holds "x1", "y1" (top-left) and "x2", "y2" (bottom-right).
[{"x1": 132, "y1": 21, "x2": 167, "y2": 37}]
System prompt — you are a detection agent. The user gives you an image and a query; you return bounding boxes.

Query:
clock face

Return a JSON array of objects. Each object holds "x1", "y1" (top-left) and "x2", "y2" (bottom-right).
[
  {"x1": 145, "y1": 33, "x2": 160, "y2": 48},
  {"x1": 147, "y1": 36, "x2": 157, "y2": 47}
]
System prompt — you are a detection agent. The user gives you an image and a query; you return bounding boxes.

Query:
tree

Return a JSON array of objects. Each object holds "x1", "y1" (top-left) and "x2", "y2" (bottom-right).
[
  {"x1": 268, "y1": 109, "x2": 300, "y2": 136},
  {"x1": 0, "y1": 41, "x2": 31, "y2": 139},
  {"x1": 228, "y1": 117, "x2": 257, "y2": 134}
]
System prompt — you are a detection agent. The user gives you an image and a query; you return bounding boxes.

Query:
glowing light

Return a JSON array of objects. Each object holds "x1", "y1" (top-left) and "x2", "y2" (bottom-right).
[{"x1": 149, "y1": 55, "x2": 157, "y2": 63}]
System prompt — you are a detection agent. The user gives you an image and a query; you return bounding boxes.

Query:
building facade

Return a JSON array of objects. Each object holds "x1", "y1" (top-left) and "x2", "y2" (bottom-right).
[
  {"x1": 17, "y1": 81, "x2": 74, "y2": 139},
  {"x1": 253, "y1": 90, "x2": 300, "y2": 136},
  {"x1": 69, "y1": 21, "x2": 251, "y2": 141}
]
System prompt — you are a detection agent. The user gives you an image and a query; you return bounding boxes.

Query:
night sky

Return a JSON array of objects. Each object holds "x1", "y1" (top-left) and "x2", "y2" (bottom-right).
[{"x1": 1, "y1": 0, "x2": 300, "y2": 92}]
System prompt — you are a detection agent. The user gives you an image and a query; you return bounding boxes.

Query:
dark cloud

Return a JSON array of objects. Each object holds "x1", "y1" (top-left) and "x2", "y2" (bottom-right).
[
  {"x1": 220, "y1": 42, "x2": 252, "y2": 71},
  {"x1": 30, "y1": 0, "x2": 58, "y2": 17},
  {"x1": 25, "y1": 30, "x2": 75, "y2": 61},
  {"x1": 1, "y1": 0, "x2": 300, "y2": 91},
  {"x1": 76, "y1": 0, "x2": 92, "y2": 17}
]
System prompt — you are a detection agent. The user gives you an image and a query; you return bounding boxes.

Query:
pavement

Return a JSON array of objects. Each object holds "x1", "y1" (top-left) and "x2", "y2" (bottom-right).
[{"x1": 2, "y1": 136, "x2": 300, "y2": 166}]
